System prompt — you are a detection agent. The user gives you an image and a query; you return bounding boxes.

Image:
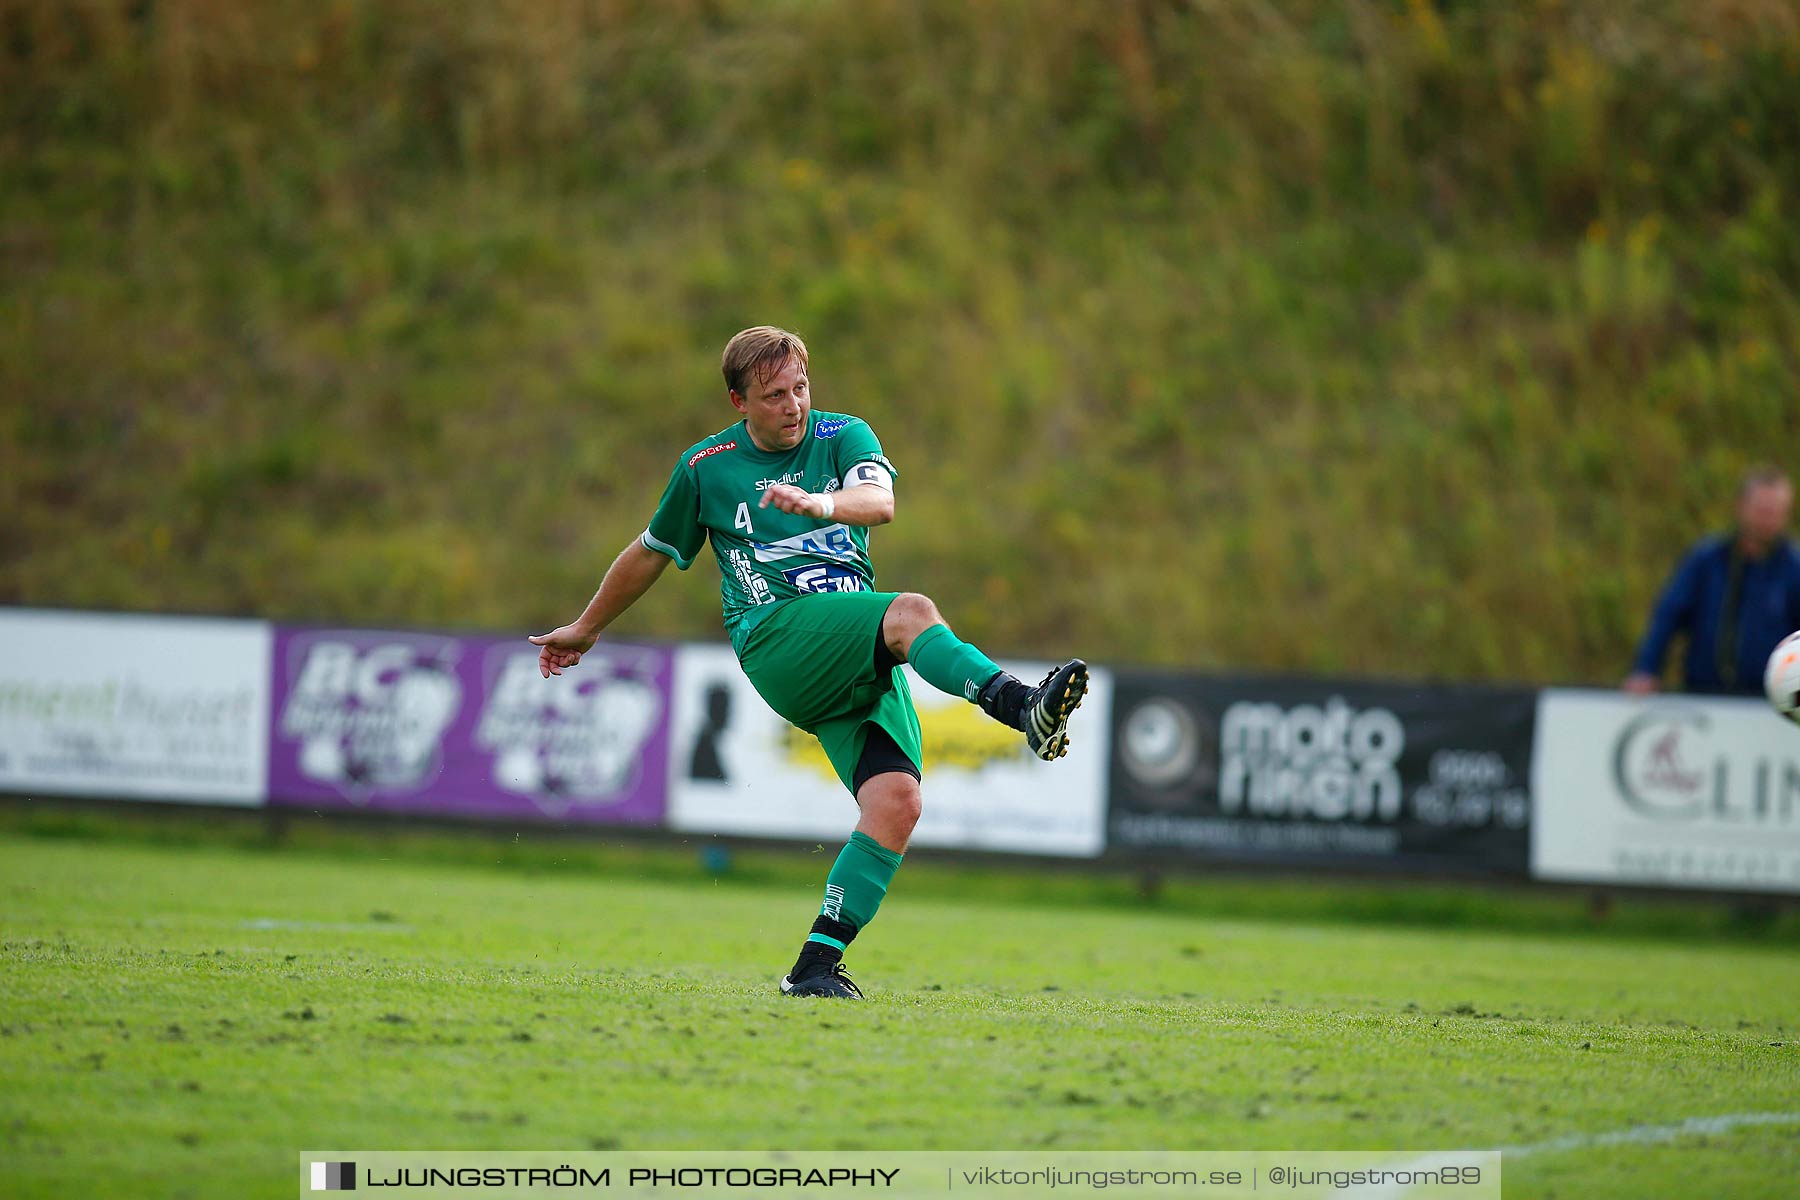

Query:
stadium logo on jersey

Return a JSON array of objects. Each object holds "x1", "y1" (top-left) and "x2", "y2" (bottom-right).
[
  {"x1": 687, "y1": 440, "x2": 737, "y2": 467},
  {"x1": 782, "y1": 563, "x2": 866, "y2": 594},
  {"x1": 751, "y1": 523, "x2": 860, "y2": 565},
  {"x1": 755, "y1": 470, "x2": 806, "y2": 489},
  {"x1": 814, "y1": 418, "x2": 851, "y2": 439}
]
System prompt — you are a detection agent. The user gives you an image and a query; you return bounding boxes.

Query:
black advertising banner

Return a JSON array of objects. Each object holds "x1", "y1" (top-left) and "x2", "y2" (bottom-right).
[{"x1": 1107, "y1": 671, "x2": 1537, "y2": 875}]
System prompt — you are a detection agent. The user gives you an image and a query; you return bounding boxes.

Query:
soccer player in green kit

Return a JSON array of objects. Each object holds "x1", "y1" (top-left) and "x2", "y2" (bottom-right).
[{"x1": 529, "y1": 326, "x2": 1088, "y2": 999}]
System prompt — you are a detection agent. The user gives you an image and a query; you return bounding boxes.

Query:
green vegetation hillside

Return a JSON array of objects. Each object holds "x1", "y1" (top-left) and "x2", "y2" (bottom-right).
[{"x1": 3, "y1": 0, "x2": 1796, "y2": 681}]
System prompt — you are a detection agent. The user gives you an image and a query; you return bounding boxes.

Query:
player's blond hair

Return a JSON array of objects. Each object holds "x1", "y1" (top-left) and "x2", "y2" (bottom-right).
[{"x1": 722, "y1": 326, "x2": 809, "y2": 397}]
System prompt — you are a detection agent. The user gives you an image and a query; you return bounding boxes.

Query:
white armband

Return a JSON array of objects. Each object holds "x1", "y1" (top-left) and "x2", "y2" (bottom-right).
[{"x1": 842, "y1": 461, "x2": 894, "y2": 491}]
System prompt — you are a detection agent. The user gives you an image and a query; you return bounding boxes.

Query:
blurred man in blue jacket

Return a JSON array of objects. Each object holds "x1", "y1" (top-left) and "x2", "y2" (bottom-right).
[{"x1": 1624, "y1": 467, "x2": 1800, "y2": 696}]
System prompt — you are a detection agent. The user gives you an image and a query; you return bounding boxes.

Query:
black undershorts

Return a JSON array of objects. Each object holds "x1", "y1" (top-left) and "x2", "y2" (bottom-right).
[{"x1": 854, "y1": 619, "x2": 924, "y2": 794}]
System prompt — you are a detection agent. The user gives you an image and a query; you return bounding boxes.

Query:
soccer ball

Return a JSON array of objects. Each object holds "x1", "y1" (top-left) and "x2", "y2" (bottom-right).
[{"x1": 1768, "y1": 631, "x2": 1800, "y2": 724}]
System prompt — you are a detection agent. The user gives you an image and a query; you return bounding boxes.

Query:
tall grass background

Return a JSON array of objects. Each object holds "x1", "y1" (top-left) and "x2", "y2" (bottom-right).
[{"x1": 3, "y1": 0, "x2": 1796, "y2": 682}]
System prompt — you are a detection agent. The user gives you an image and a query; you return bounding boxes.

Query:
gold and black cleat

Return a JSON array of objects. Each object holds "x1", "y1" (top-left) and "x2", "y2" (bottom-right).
[{"x1": 1022, "y1": 659, "x2": 1088, "y2": 762}]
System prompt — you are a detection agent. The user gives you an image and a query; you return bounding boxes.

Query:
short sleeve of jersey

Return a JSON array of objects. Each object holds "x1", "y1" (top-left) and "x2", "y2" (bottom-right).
[
  {"x1": 640, "y1": 460, "x2": 706, "y2": 570},
  {"x1": 832, "y1": 418, "x2": 898, "y2": 489}
]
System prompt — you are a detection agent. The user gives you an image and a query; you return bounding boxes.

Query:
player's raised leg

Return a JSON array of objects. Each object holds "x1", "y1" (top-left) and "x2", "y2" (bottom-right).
[
  {"x1": 781, "y1": 768, "x2": 919, "y2": 999},
  {"x1": 880, "y1": 592, "x2": 1089, "y2": 762}
]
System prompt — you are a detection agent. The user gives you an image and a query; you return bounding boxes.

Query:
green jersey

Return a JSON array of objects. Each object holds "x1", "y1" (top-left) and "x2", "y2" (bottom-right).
[{"x1": 639, "y1": 410, "x2": 898, "y2": 650}]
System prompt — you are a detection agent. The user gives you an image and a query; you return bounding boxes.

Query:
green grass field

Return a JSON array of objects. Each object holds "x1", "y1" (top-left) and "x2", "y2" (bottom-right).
[{"x1": 2, "y1": 814, "x2": 1797, "y2": 1199}]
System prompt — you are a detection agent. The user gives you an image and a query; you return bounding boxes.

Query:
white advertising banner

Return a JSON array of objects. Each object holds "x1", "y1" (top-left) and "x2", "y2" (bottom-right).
[
  {"x1": 669, "y1": 644, "x2": 1110, "y2": 857},
  {"x1": 1531, "y1": 689, "x2": 1800, "y2": 893},
  {"x1": 0, "y1": 608, "x2": 272, "y2": 805}
]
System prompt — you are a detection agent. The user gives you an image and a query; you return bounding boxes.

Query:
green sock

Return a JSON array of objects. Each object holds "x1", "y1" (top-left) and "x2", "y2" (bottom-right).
[
  {"x1": 907, "y1": 622, "x2": 1003, "y2": 703},
  {"x1": 806, "y1": 831, "x2": 904, "y2": 950}
]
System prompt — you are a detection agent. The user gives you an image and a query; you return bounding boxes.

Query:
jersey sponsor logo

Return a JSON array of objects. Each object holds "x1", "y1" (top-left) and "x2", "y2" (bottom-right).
[
  {"x1": 687, "y1": 440, "x2": 738, "y2": 467},
  {"x1": 755, "y1": 470, "x2": 806, "y2": 489},
  {"x1": 782, "y1": 563, "x2": 867, "y2": 594},
  {"x1": 726, "y1": 547, "x2": 776, "y2": 605},
  {"x1": 750, "y1": 523, "x2": 861, "y2": 565},
  {"x1": 813, "y1": 418, "x2": 851, "y2": 439}
]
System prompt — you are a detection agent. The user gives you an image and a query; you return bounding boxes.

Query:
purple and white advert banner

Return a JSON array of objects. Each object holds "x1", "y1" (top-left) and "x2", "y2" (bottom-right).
[
  {"x1": 0, "y1": 608, "x2": 271, "y2": 805},
  {"x1": 268, "y1": 626, "x2": 672, "y2": 825}
]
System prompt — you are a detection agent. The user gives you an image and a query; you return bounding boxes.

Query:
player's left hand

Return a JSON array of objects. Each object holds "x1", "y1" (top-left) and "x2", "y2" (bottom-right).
[{"x1": 759, "y1": 483, "x2": 826, "y2": 518}]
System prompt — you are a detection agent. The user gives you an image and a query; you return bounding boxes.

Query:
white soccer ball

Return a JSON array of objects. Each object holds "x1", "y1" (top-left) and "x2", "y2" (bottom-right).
[{"x1": 1768, "y1": 631, "x2": 1800, "y2": 724}]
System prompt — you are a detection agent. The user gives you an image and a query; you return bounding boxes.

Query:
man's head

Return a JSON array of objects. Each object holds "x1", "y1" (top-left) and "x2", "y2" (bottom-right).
[
  {"x1": 1736, "y1": 465, "x2": 1793, "y2": 555},
  {"x1": 722, "y1": 326, "x2": 811, "y2": 452}
]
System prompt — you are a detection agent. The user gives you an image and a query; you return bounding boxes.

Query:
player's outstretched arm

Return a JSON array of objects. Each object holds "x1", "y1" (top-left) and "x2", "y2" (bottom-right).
[
  {"x1": 528, "y1": 539, "x2": 671, "y2": 678},
  {"x1": 759, "y1": 483, "x2": 894, "y2": 527}
]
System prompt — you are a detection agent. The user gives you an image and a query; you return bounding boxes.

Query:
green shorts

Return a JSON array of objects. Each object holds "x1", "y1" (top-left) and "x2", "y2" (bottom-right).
[{"x1": 734, "y1": 591, "x2": 923, "y2": 795}]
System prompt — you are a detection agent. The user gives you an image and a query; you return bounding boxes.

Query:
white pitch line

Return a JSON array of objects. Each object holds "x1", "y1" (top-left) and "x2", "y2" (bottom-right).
[
  {"x1": 241, "y1": 918, "x2": 415, "y2": 933},
  {"x1": 1505, "y1": 1110, "x2": 1800, "y2": 1158},
  {"x1": 1339, "y1": 1112, "x2": 1800, "y2": 1199}
]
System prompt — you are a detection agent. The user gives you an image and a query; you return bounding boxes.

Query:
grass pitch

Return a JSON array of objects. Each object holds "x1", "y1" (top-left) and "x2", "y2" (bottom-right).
[{"x1": 2, "y1": 814, "x2": 1797, "y2": 1199}]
